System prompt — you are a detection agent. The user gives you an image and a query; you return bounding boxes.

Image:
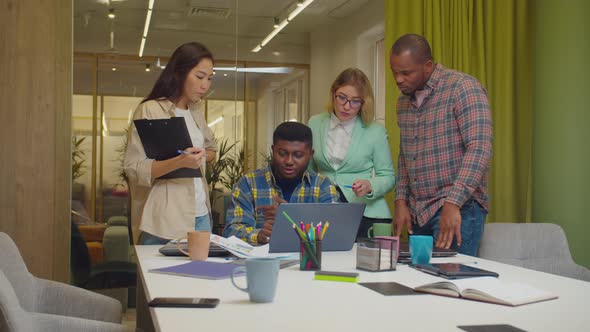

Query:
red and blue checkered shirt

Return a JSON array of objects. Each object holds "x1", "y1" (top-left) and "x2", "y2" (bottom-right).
[{"x1": 395, "y1": 64, "x2": 493, "y2": 226}]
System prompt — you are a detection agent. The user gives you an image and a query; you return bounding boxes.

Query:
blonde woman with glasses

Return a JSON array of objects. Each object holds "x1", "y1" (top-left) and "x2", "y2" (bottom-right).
[{"x1": 308, "y1": 68, "x2": 396, "y2": 239}]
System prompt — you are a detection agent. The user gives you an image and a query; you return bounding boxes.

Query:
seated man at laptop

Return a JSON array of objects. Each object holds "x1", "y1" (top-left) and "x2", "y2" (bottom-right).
[{"x1": 224, "y1": 122, "x2": 340, "y2": 245}]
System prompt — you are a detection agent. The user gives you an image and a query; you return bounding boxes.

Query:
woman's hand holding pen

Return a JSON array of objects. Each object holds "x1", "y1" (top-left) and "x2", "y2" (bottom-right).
[
  {"x1": 351, "y1": 179, "x2": 372, "y2": 197},
  {"x1": 176, "y1": 147, "x2": 205, "y2": 169},
  {"x1": 150, "y1": 147, "x2": 203, "y2": 180}
]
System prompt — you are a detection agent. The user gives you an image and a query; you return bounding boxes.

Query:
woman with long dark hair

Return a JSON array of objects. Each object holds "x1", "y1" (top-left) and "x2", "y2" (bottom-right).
[{"x1": 124, "y1": 42, "x2": 217, "y2": 245}]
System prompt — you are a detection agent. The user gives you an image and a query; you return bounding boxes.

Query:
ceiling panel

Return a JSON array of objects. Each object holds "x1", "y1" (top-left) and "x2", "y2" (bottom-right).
[
  {"x1": 75, "y1": 0, "x2": 370, "y2": 62},
  {"x1": 74, "y1": 0, "x2": 373, "y2": 101}
]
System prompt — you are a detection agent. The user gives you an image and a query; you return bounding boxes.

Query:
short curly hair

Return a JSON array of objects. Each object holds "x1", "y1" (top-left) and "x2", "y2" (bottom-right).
[
  {"x1": 390, "y1": 34, "x2": 433, "y2": 64},
  {"x1": 273, "y1": 122, "x2": 313, "y2": 149}
]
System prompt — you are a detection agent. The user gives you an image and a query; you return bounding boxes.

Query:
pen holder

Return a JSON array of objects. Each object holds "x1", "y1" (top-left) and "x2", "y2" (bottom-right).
[
  {"x1": 299, "y1": 240, "x2": 322, "y2": 271},
  {"x1": 356, "y1": 236, "x2": 399, "y2": 272}
]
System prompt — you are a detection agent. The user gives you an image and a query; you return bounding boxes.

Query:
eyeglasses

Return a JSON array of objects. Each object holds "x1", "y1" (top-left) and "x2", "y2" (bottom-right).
[{"x1": 334, "y1": 94, "x2": 363, "y2": 110}]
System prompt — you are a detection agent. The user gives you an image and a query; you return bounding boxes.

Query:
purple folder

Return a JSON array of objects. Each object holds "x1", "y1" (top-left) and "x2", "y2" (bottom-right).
[{"x1": 149, "y1": 261, "x2": 245, "y2": 280}]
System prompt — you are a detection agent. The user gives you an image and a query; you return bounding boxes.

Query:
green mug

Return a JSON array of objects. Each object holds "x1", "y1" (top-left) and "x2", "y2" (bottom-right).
[{"x1": 367, "y1": 223, "x2": 392, "y2": 238}]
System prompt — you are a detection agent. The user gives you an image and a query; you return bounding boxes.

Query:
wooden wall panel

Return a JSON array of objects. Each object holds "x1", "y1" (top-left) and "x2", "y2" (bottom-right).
[{"x1": 0, "y1": 0, "x2": 72, "y2": 282}]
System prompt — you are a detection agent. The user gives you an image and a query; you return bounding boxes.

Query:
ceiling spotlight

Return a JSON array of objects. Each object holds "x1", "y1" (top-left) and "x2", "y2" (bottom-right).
[
  {"x1": 273, "y1": 17, "x2": 280, "y2": 28},
  {"x1": 272, "y1": 51, "x2": 281, "y2": 56},
  {"x1": 111, "y1": 67, "x2": 117, "y2": 71},
  {"x1": 223, "y1": 73, "x2": 228, "y2": 77},
  {"x1": 252, "y1": 0, "x2": 314, "y2": 52},
  {"x1": 145, "y1": 64, "x2": 151, "y2": 72},
  {"x1": 156, "y1": 57, "x2": 167, "y2": 69},
  {"x1": 107, "y1": 8, "x2": 116, "y2": 19}
]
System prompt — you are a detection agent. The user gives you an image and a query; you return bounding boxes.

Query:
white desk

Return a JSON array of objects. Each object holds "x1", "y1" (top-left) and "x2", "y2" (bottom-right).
[{"x1": 135, "y1": 245, "x2": 590, "y2": 332}]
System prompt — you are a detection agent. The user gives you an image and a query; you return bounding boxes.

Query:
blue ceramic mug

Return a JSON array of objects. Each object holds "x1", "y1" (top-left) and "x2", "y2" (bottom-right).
[{"x1": 231, "y1": 258, "x2": 280, "y2": 303}]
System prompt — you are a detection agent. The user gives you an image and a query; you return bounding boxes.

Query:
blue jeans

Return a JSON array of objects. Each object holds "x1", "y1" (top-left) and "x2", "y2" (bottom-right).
[
  {"x1": 411, "y1": 200, "x2": 487, "y2": 256},
  {"x1": 139, "y1": 214, "x2": 212, "y2": 245},
  {"x1": 195, "y1": 214, "x2": 211, "y2": 231},
  {"x1": 138, "y1": 231, "x2": 169, "y2": 245}
]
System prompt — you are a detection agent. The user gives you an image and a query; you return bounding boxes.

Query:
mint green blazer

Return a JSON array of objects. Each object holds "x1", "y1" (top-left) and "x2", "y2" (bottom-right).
[{"x1": 308, "y1": 113, "x2": 396, "y2": 219}]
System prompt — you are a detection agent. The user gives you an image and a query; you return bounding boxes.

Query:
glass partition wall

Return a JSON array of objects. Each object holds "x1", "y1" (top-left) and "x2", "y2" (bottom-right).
[{"x1": 72, "y1": 2, "x2": 310, "y2": 237}]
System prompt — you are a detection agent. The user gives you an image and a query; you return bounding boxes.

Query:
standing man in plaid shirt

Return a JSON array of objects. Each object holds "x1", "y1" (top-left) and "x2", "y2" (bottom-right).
[
  {"x1": 224, "y1": 122, "x2": 340, "y2": 245},
  {"x1": 390, "y1": 34, "x2": 493, "y2": 256}
]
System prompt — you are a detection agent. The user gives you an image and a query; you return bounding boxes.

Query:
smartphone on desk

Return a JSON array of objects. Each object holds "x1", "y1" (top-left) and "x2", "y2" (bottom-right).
[{"x1": 148, "y1": 297, "x2": 220, "y2": 308}]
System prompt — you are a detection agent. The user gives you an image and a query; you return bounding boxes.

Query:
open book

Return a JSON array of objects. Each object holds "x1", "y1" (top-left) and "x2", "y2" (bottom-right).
[{"x1": 414, "y1": 277, "x2": 557, "y2": 306}]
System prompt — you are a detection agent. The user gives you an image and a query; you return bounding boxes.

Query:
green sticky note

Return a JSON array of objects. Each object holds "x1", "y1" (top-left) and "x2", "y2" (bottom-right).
[{"x1": 314, "y1": 274, "x2": 359, "y2": 283}]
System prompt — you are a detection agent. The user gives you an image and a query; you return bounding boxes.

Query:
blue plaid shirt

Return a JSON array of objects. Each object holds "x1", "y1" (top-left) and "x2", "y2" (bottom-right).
[{"x1": 223, "y1": 165, "x2": 340, "y2": 245}]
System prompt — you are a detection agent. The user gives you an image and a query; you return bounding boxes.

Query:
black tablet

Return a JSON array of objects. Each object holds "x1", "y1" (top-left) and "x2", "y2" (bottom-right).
[{"x1": 411, "y1": 263, "x2": 499, "y2": 279}]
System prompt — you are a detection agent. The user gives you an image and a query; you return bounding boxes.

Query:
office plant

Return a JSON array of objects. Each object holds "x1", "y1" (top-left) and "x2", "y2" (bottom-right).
[{"x1": 72, "y1": 136, "x2": 87, "y2": 182}]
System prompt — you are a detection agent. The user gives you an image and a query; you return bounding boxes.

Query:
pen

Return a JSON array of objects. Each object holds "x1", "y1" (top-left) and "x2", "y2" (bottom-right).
[
  {"x1": 291, "y1": 224, "x2": 304, "y2": 241},
  {"x1": 282, "y1": 212, "x2": 306, "y2": 239},
  {"x1": 342, "y1": 184, "x2": 353, "y2": 189},
  {"x1": 281, "y1": 211, "x2": 320, "y2": 266},
  {"x1": 321, "y1": 221, "x2": 330, "y2": 240},
  {"x1": 177, "y1": 149, "x2": 191, "y2": 155},
  {"x1": 292, "y1": 224, "x2": 314, "y2": 264}
]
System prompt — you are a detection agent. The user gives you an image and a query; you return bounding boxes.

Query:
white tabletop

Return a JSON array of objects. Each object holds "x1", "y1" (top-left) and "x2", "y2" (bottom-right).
[{"x1": 135, "y1": 245, "x2": 590, "y2": 332}]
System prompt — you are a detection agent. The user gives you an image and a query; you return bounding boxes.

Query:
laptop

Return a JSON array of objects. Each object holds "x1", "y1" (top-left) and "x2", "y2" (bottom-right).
[
  {"x1": 397, "y1": 243, "x2": 457, "y2": 263},
  {"x1": 269, "y1": 203, "x2": 365, "y2": 253},
  {"x1": 158, "y1": 241, "x2": 231, "y2": 257}
]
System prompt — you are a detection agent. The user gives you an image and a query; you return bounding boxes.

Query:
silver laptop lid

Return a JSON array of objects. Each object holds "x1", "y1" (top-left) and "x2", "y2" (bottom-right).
[{"x1": 269, "y1": 203, "x2": 365, "y2": 253}]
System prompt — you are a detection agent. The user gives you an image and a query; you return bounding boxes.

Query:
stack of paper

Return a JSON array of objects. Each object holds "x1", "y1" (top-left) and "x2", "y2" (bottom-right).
[{"x1": 209, "y1": 235, "x2": 270, "y2": 258}]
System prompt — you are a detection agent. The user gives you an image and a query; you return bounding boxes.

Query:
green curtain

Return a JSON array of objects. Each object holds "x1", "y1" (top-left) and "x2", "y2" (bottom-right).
[
  {"x1": 533, "y1": 0, "x2": 590, "y2": 267},
  {"x1": 384, "y1": 0, "x2": 534, "y2": 224}
]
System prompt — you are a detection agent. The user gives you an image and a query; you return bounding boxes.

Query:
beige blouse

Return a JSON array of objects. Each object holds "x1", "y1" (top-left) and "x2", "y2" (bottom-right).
[{"x1": 124, "y1": 99, "x2": 216, "y2": 241}]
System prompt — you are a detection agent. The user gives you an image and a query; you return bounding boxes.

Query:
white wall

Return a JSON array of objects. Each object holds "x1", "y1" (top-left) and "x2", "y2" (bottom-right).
[
  {"x1": 309, "y1": 0, "x2": 385, "y2": 117},
  {"x1": 255, "y1": 88, "x2": 274, "y2": 168}
]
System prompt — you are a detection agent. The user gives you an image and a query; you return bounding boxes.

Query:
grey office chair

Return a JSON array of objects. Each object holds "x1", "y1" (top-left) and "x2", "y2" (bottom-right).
[
  {"x1": 0, "y1": 232, "x2": 125, "y2": 332},
  {"x1": 479, "y1": 223, "x2": 590, "y2": 282}
]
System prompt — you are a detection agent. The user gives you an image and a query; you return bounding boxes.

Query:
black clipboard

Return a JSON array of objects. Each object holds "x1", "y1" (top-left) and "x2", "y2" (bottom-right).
[{"x1": 133, "y1": 117, "x2": 202, "y2": 179}]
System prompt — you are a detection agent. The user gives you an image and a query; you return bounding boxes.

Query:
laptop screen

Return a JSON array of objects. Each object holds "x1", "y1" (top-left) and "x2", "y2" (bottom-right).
[{"x1": 269, "y1": 203, "x2": 365, "y2": 253}]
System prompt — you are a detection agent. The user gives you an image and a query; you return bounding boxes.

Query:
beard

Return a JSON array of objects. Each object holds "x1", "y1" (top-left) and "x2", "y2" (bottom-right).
[{"x1": 398, "y1": 86, "x2": 414, "y2": 96}]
